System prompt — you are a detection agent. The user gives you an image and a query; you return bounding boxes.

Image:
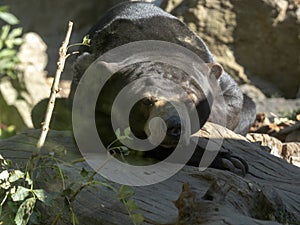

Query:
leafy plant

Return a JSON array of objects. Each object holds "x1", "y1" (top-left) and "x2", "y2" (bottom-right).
[
  {"x1": 0, "y1": 20, "x2": 144, "y2": 223},
  {"x1": 0, "y1": 155, "x2": 51, "y2": 225},
  {"x1": 0, "y1": 6, "x2": 23, "y2": 79},
  {"x1": 66, "y1": 34, "x2": 90, "y2": 51},
  {"x1": 117, "y1": 185, "x2": 144, "y2": 225},
  {"x1": 55, "y1": 127, "x2": 144, "y2": 225},
  {"x1": 107, "y1": 127, "x2": 132, "y2": 157}
]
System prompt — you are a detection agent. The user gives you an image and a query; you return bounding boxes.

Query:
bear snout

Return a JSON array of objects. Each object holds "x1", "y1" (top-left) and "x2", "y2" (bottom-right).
[{"x1": 166, "y1": 116, "x2": 181, "y2": 138}]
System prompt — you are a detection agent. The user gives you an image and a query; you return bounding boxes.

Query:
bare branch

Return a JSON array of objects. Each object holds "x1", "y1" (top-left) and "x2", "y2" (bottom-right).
[{"x1": 36, "y1": 21, "x2": 73, "y2": 151}]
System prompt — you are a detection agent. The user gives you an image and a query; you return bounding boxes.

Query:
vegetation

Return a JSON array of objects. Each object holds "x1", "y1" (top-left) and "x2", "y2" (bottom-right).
[
  {"x1": 0, "y1": 8, "x2": 143, "y2": 224},
  {"x1": 0, "y1": 6, "x2": 22, "y2": 140},
  {"x1": 0, "y1": 155, "x2": 49, "y2": 225},
  {"x1": 0, "y1": 6, "x2": 23, "y2": 79},
  {"x1": 0, "y1": 128, "x2": 144, "y2": 225}
]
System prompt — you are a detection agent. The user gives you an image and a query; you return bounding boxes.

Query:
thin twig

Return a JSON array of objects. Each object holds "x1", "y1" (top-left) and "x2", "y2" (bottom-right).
[
  {"x1": 36, "y1": 21, "x2": 73, "y2": 151},
  {"x1": 28, "y1": 22, "x2": 73, "y2": 177},
  {"x1": 69, "y1": 152, "x2": 113, "y2": 202}
]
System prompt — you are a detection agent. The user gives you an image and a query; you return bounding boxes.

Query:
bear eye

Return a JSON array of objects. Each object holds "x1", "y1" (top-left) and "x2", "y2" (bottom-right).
[
  {"x1": 142, "y1": 98, "x2": 153, "y2": 106},
  {"x1": 142, "y1": 97, "x2": 157, "y2": 106}
]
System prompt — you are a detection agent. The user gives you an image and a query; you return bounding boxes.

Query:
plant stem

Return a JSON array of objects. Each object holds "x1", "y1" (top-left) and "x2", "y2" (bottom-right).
[
  {"x1": 67, "y1": 43, "x2": 89, "y2": 50},
  {"x1": 36, "y1": 21, "x2": 73, "y2": 150},
  {"x1": 28, "y1": 21, "x2": 73, "y2": 177},
  {"x1": 69, "y1": 153, "x2": 112, "y2": 202}
]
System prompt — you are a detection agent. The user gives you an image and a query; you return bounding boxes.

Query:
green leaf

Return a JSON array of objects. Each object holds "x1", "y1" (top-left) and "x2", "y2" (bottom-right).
[
  {"x1": 0, "y1": 49, "x2": 17, "y2": 58},
  {"x1": 117, "y1": 185, "x2": 134, "y2": 201},
  {"x1": 6, "y1": 69, "x2": 18, "y2": 79},
  {"x1": 0, "y1": 59, "x2": 17, "y2": 71},
  {"x1": 11, "y1": 186, "x2": 30, "y2": 201},
  {"x1": 0, "y1": 154, "x2": 5, "y2": 162},
  {"x1": 80, "y1": 168, "x2": 88, "y2": 178},
  {"x1": 120, "y1": 146, "x2": 128, "y2": 152},
  {"x1": 117, "y1": 136, "x2": 126, "y2": 141},
  {"x1": 14, "y1": 197, "x2": 36, "y2": 225},
  {"x1": 0, "y1": 170, "x2": 9, "y2": 180},
  {"x1": 33, "y1": 189, "x2": 47, "y2": 202},
  {"x1": 125, "y1": 199, "x2": 138, "y2": 211},
  {"x1": 131, "y1": 213, "x2": 144, "y2": 224},
  {"x1": 0, "y1": 6, "x2": 9, "y2": 13},
  {"x1": 0, "y1": 180, "x2": 10, "y2": 189},
  {"x1": 0, "y1": 12, "x2": 19, "y2": 25},
  {"x1": 8, "y1": 27, "x2": 22, "y2": 39},
  {"x1": 124, "y1": 127, "x2": 131, "y2": 137},
  {"x1": 8, "y1": 170, "x2": 25, "y2": 183},
  {"x1": 12, "y1": 37, "x2": 23, "y2": 45},
  {"x1": 115, "y1": 128, "x2": 121, "y2": 139},
  {"x1": 5, "y1": 39, "x2": 14, "y2": 48},
  {"x1": 82, "y1": 35, "x2": 90, "y2": 46},
  {"x1": 0, "y1": 25, "x2": 10, "y2": 40}
]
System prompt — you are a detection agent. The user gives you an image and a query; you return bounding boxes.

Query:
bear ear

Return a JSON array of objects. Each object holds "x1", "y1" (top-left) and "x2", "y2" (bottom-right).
[
  {"x1": 188, "y1": 92, "x2": 198, "y2": 104},
  {"x1": 207, "y1": 63, "x2": 223, "y2": 80}
]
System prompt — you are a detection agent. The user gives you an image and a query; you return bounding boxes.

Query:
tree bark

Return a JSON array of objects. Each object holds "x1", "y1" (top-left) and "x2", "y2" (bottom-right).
[{"x1": 0, "y1": 122, "x2": 299, "y2": 225}]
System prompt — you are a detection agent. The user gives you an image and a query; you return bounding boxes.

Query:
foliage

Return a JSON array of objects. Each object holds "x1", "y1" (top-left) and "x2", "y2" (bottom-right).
[
  {"x1": 58, "y1": 127, "x2": 143, "y2": 225},
  {"x1": 0, "y1": 124, "x2": 16, "y2": 140},
  {"x1": 117, "y1": 185, "x2": 144, "y2": 225},
  {"x1": 110, "y1": 128, "x2": 144, "y2": 224},
  {"x1": 0, "y1": 127, "x2": 144, "y2": 225},
  {"x1": 0, "y1": 26, "x2": 143, "y2": 223},
  {"x1": 108, "y1": 127, "x2": 132, "y2": 157},
  {"x1": 0, "y1": 6, "x2": 23, "y2": 79},
  {"x1": 0, "y1": 155, "x2": 51, "y2": 225},
  {"x1": 66, "y1": 34, "x2": 90, "y2": 52}
]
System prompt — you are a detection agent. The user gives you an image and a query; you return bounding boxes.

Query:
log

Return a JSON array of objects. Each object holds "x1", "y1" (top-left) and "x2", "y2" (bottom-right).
[{"x1": 0, "y1": 122, "x2": 300, "y2": 225}]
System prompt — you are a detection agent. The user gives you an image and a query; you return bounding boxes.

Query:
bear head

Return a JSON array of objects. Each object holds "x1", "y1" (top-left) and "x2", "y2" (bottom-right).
[{"x1": 95, "y1": 61, "x2": 223, "y2": 149}]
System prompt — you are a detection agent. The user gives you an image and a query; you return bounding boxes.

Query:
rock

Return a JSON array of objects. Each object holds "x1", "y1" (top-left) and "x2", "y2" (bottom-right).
[
  {"x1": 233, "y1": 0, "x2": 300, "y2": 98},
  {"x1": 0, "y1": 33, "x2": 49, "y2": 130},
  {"x1": 162, "y1": 0, "x2": 300, "y2": 98},
  {"x1": 162, "y1": 0, "x2": 249, "y2": 84},
  {"x1": 240, "y1": 84, "x2": 266, "y2": 103},
  {"x1": 4, "y1": 0, "x2": 299, "y2": 97},
  {"x1": 255, "y1": 98, "x2": 300, "y2": 116},
  {"x1": 282, "y1": 142, "x2": 300, "y2": 167},
  {"x1": 245, "y1": 75, "x2": 284, "y2": 98}
]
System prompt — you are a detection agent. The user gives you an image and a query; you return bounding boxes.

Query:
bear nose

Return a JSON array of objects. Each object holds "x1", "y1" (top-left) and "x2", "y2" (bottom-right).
[
  {"x1": 166, "y1": 116, "x2": 181, "y2": 138},
  {"x1": 167, "y1": 126, "x2": 181, "y2": 137}
]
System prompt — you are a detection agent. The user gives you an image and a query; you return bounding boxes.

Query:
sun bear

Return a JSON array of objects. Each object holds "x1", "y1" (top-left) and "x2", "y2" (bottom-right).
[{"x1": 68, "y1": 2, "x2": 256, "y2": 174}]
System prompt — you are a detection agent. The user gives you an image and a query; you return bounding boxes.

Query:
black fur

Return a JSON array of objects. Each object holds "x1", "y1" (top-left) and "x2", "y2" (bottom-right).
[{"x1": 69, "y1": 2, "x2": 256, "y2": 174}]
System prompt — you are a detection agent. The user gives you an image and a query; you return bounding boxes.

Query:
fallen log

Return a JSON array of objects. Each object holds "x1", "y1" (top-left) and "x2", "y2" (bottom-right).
[{"x1": 0, "y1": 122, "x2": 299, "y2": 225}]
